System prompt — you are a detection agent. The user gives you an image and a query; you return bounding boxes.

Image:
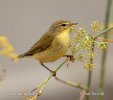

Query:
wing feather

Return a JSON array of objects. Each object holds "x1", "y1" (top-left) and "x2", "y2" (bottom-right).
[{"x1": 18, "y1": 32, "x2": 54, "y2": 58}]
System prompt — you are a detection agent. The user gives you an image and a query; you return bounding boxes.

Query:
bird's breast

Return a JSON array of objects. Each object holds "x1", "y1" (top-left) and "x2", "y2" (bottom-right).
[
  {"x1": 55, "y1": 32, "x2": 70, "y2": 47},
  {"x1": 33, "y1": 31, "x2": 71, "y2": 63}
]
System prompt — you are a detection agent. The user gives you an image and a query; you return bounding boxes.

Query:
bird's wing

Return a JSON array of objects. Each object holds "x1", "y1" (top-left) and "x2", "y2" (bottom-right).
[{"x1": 19, "y1": 32, "x2": 55, "y2": 57}]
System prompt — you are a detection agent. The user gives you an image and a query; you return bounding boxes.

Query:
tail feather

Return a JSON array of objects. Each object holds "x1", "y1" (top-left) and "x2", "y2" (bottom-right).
[{"x1": 18, "y1": 52, "x2": 30, "y2": 58}]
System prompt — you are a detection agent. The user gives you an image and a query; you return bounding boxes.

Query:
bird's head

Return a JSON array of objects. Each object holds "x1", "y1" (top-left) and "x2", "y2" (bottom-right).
[{"x1": 49, "y1": 20, "x2": 78, "y2": 34}]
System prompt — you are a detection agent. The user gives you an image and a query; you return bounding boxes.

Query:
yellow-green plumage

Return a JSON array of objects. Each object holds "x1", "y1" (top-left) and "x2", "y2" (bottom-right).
[
  {"x1": 18, "y1": 20, "x2": 77, "y2": 64},
  {"x1": 33, "y1": 29, "x2": 71, "y2": 62}
]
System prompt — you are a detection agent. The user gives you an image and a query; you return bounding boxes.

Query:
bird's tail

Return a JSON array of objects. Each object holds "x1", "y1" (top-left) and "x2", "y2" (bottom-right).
[
  {"x1": 12, "y1": 53, "x2": 28, "y2": 62},
  {"x1": 18, "y1": 54, "x2": 25, "y2": 58},
  {"x1": 18, "y1": 52, "x2": 29, "y2": 58}
]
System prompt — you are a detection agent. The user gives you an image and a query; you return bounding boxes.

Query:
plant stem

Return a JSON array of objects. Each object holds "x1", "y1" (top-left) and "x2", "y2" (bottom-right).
[
  {"x1": 31, "y1": 59, "x2": 88, "y2": 99},
  {"x1": 40, "y1": 59, "x2": 68, "y2": 93},
  {"x1": 30, "y1": 59, "x2": 68, "y2": 97},
  {"x1": 55, "y1": 76, "x2": 87, "y2": 90},
  {"x1": 86, "y1": 44, "x2": 94, "y2": 100},
  {"x1": 86, "y1": 71, "x2": 92, "y2": 100},
  {"x1": 55, "y1": 59, "x2": 67, "y2": 72},
  {"x1": 94, "y1": 26, "x2": 113, "y2": 39},
  {"x1": 98, "y1": 0, "x2": 112, "y2": 100}
]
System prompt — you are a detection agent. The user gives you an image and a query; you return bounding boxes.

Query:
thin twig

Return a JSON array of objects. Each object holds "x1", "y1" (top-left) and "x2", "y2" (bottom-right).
[
  {"x1": 94, "y1": 26, "x2": 113, "y2": 39},
  {"x1": 79, "y1": 90, "x2": 86, "y2": 100},
  {"x1": 55, "y1": 76, "x2": 87, "y2": 90},
  {"x1": 96, "y1": 37, "x2": 113, "y2": 43},
  {"x1": 29, "y1": 59, "x2": 68, "y2": 98},
  {"x1": 29, "y1": 59, "x2": 88, "y2": 99}
]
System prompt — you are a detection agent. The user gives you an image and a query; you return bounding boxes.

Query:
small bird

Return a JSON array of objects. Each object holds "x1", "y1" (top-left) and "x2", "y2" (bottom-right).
[{"x1": 18, "y1": 20, "x2": 77, "y2": 75}]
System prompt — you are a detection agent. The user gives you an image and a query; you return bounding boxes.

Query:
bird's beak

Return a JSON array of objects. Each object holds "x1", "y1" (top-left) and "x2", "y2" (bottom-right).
[
  {"x1": 71, "y1": 23, "x2": 78, "y2": 25},
  {"x1": 69, "y1": 23, "x2": 78, "y2": 27}
]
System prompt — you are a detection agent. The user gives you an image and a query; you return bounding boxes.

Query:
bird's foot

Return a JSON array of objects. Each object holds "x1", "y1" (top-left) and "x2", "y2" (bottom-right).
[
  {"x1": 64, "y1": 55, "x2": 75, "y2": 62},
  {"x1": 64, "y1": 55, "x2": 75, "y2": 67},
  {"x1": 50, "y1": 70, "x2": 56, "y2": 77}
]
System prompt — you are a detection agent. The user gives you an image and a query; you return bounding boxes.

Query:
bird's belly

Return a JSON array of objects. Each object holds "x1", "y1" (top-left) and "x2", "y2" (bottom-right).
[
  {"x1": 33, "y1": 37, "x2": 70, "y2": 63},
  {"x1": 33, "y1": 44, "x2": 69, "y2": 63}
]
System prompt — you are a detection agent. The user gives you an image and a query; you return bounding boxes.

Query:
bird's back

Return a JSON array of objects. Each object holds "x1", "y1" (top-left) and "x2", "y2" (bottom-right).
[{"x1": 18, "y1": 31, "x2": 55, "y2": 58}]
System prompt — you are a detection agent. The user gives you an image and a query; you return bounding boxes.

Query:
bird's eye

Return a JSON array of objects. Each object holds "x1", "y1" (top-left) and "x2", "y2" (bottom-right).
[{"x1": 61, "y1": 24, "x2": 67, "y2": 26}]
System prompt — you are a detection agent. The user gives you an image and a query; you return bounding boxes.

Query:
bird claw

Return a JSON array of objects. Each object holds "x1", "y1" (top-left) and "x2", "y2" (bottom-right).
[
  {"x1": 51, "y1": 71, "x2": 56, "y2": 77},
  {"x1": 64, "y1": 55, "x2": 75, "y2": 67}
]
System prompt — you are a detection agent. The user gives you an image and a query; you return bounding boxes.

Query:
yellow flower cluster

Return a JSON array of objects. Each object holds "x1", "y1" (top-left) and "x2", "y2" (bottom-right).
[
  {"x1": 97, "y1": 41, "x2": 108, "y2": 49},
  {"x1": 90, "y1": 21, "x2": 103, "y2": 32},
  {"x1": 74, "y1": 28, "x2": 86, "y2": 43},
  {"x1": 71, "y1": 21, "x2": 108, "y2": 70},
  {"x1": 84, "y1": 62, "x2": 95, "y2": 71},
  {"x1": 0, "y1": 36, "x2": 18, "y2": 61},
  {"x1": 81, "y1": 35, "x2": 94, "y2": 50},
  {"x1": 87, "y1": 51, "x2": 95, "y2": 59},
  {"x1": 76, "y1": 54, "x2": 84, "y2": 62}
]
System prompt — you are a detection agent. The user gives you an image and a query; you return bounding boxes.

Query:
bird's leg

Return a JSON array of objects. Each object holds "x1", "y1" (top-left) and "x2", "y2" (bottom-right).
[
  {"x1": 63, "y1": 55, "x2": 75, "y2": 67},
  {"x1": 40, "y1": 63, "x2": 56, "y2": 76}
]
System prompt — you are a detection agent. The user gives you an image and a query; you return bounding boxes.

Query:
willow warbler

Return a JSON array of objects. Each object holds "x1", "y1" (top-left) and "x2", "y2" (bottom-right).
[{"x1": 18, "y1": 20, "x2": 77, "y2": 75}]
